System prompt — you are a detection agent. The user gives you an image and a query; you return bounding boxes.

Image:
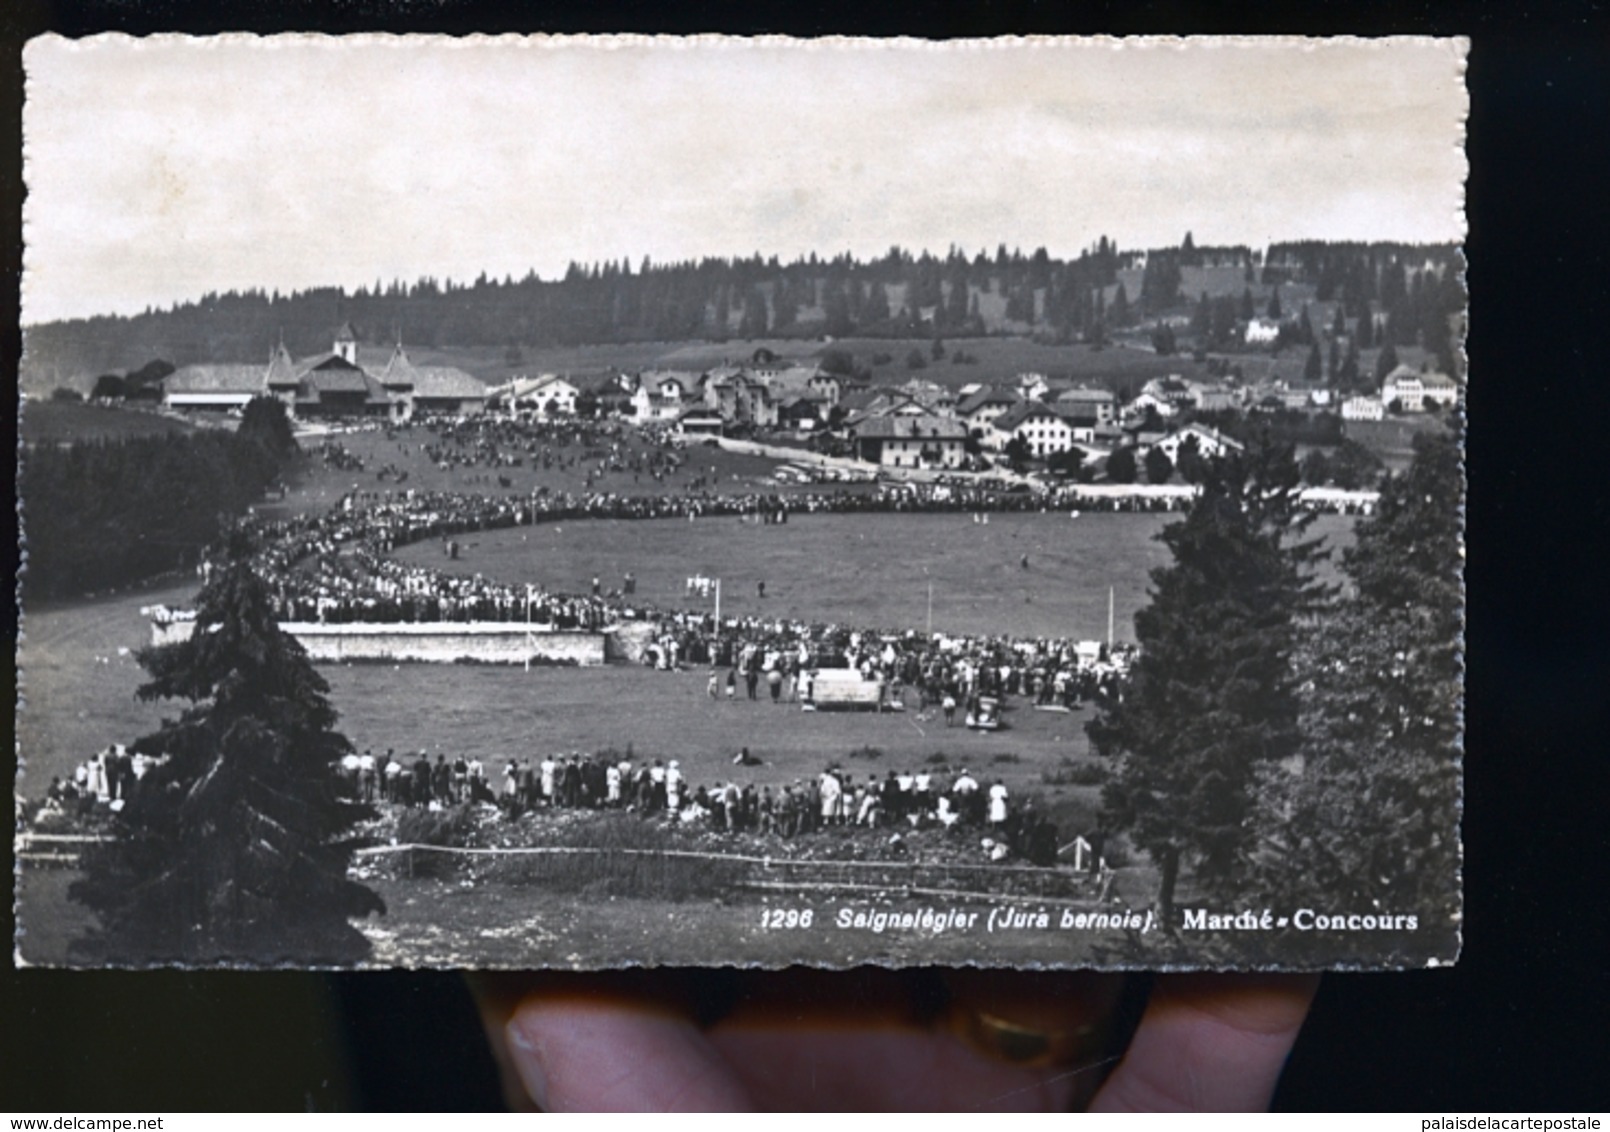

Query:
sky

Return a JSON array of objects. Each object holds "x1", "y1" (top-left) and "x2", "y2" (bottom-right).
[{"x1": 22, "y1": 34, "x2": 1468, "y2": 325}]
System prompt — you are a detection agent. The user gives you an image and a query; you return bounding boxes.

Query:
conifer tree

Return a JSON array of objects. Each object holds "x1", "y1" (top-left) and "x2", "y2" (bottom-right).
[
  {"x1": 1248, "y1": 428, "x2": 1462, "y2": 943},
  {"x1": 71, "y1": 531, "x2": 384, "y2": 965},
  {"x1": 1374, "y1": 342, "x2": 1401, "y2": 386},
  {"x1": 1088, "y1": 437, "x2": 1330, "y2": 925}
]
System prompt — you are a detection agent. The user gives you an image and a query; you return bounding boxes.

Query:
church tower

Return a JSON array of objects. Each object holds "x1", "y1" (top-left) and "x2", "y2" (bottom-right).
[{"x1": 334, "y1": 321, "x2": 358, "y2": 365}]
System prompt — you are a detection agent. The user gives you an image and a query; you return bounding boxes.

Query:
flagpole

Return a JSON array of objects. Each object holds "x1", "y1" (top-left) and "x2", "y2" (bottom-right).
[
  {"x1": 526, "y1": 584, "x2": 533, "y2": 673},
  {"x1": 714, "y1": 577, "x2": 721, "y2": 624},
  {"x1": 927, "y1": 580, "x2": 933, "y2": 637},
  {"x1": 1107, "y1": 585, "x2": 1115, "y2": 650}
]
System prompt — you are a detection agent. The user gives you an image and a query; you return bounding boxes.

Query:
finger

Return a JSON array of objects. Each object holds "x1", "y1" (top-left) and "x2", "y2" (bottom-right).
[
  {"x1": 943, "y1": 970, "x2": 1127, "y2": 1108},
  {"x1": 701, "y1": 969, "x2": 1114, "y2": 1110},
  {"x1": 471, "y1": 972, "x2": 707, "y2": 1111},
  {"x1": 500, "y1": 979, "x2": 753, "y2": 1112},
  {"x1": 708, "y1": 1020, "x2": 1084, "y2": 1111},
  {"x1": 1089, "y1": 973, "x2": 1319, "y2": 1112}
]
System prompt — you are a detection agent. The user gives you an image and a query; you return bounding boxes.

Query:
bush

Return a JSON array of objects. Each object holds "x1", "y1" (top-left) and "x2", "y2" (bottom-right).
[
  {"x1": 848, "y1": 745, "x2": 883, "y2": 760},
  {"x1": 1041, "y1": 758, "x2": 1109, "y2": 787},
  {"x1": 393, "y1": 803, "x2": 484, "y2": 878}
]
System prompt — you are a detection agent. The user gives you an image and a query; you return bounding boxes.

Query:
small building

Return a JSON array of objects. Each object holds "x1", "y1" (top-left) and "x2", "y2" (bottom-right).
[
  {"x1": 1382, "y1": 364, "x2": 1460, "y2": 412},
  {"x1": 1341, "y1": 395, "x2": 1384, "y2": 421},
  {"x1": 1187, "y1": 381, "x2": 1239, "y2": 412},
  {"x1": 677, "y1": 408, "x2": 726, "y2": 438},
  {"x1": 162, "y1": 364, "x2": 270, "y2": 411},
  {"x1": 1152, "y1": 422, "x2": 1246, "y2": 463}
]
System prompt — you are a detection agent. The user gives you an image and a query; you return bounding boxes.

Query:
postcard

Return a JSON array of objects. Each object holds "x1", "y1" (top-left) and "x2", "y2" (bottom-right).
[{"x1": 15, "y1": 34, "x2": 1466, "y2": 970}]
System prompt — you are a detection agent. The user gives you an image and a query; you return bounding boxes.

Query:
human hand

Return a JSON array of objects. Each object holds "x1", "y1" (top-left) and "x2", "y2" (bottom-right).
[{"x1": 473, "y1": 968, "x2": 1317, "y2": 1111}]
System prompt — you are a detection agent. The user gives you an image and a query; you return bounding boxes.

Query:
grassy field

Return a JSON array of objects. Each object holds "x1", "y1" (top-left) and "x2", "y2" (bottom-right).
[
  {"x1": 20, "y1": 401, "x2": 195, "y2": 445},
  {"x1": 399, "y1": 509, "x2": 1184, "y2": 640},
  {"x1": 14, "y1": 407, "x2": 1367, "y2": 968}
]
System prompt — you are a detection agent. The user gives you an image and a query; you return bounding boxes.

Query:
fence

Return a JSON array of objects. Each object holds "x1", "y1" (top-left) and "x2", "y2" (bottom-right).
[{"x1": 18, "y1": 833, "x2": 1115, "y2": 905}]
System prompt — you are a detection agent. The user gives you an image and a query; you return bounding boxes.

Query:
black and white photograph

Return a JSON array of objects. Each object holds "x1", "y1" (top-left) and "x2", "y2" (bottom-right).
[{"x1": 14, "y1": 34, "x2": 1467, "y2": 971}]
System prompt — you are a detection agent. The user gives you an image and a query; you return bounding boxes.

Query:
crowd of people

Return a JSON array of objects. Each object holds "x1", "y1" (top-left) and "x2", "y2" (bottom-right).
[
  {"x1": 40, "y1": 743, "x2": 165, "y2": 815},
  {"x1": 351, "y1": 741, "x2": 1065, "y2": 867}
]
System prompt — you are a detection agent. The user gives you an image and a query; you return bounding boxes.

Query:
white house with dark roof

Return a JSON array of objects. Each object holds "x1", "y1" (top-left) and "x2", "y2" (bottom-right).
[
  {"x1": 632, "y1": 370, "x2": 705, "y2": 423},
  {"x1": 851, "y1": 413, "x2": 969, "y2": 469},
  {"x1": 488, "y1": 374, "x2": 579, "y2": 416},
  {"x1": 1151, "y1": 422, "x2": 1246, "y2": 463},
  {"x1": 990, "y1": 401, "x2": 1077, "y2": 456},
  {"x1": 956, "y1": 385, "x2": 1023, "y2": 436}
]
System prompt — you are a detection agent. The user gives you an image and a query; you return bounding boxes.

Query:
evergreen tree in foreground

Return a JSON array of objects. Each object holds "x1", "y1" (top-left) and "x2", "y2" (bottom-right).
[
  {"x1": 1088, "y1": 437, "x2": 1330, "y2": 925},
  {"x1": 1249, "y1": 427, "x2": 1463, "y2": 944},
  {"x1": 71, "y1": 531, "x2": 383, "y2": 965}
]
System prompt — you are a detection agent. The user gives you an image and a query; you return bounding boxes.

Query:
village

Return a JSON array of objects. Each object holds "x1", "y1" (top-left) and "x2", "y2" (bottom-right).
[{"x1": 145, "y1": 309, "x2": 1459, "y2": 493}]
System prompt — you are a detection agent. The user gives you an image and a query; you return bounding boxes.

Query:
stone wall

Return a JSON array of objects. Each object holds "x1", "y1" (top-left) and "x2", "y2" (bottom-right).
[{"x1": 151, "y1": 619, "x2": 608, "y2": 666}]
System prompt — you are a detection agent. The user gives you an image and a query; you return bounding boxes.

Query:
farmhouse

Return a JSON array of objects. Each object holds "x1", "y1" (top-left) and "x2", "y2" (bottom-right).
[
  {"x1": 1152, "y1": 422, "x2": 1246, "y2": 463},
  {"x1": 1125, "y1": 390, "x2": 1179, "y2": 421},
  {"x1": 851, "y1": 413, "x2": 969, "y2": 469},
  {"x1": 990, "y1": 401, "x2": 1076, "y2": 457},
  {"x1": 632, "y1": 370, "x2": 705, "y2": 423},
  {"x1": 896, "y1": 378, "x2": 958, "y2": 417},
  {"x1": 166, "y1": 325, "x2": 485, "y2": 420},
  {"x1": 956, "y1": 385, "x2": 1024, "y2": 436},
  {"x1": 839, "y1": 387, "x2": 925, "y2": 430},
  {"x1": 489, "y1": 374, "x2": 579, "y2": 416},
  {"x1": 1140, "y1": 375, "x2": 1196, "y2": 410},
  {"x1": 1186, "y1": 381, "x2": 1239, "y2": 412},
  {"x1": 1052, "y1": 385, "x2": 1117, "y2": 427}
]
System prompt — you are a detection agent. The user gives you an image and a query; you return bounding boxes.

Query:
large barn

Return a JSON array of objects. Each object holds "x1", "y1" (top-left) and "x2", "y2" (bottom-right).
[{"x1": 162, "y1": 324, "x2": 486, "y2": 420}]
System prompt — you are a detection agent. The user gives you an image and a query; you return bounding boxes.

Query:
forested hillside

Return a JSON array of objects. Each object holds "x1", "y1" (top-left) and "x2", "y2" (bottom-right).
[{"x1": 21, "y1": 239, "x2": 1463, "y2": 393}]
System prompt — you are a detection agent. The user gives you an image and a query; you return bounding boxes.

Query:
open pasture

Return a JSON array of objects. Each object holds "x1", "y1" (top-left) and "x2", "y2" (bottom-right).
[{"x1": 399, "y1": 509, "x2": 1183, "y2": 641}]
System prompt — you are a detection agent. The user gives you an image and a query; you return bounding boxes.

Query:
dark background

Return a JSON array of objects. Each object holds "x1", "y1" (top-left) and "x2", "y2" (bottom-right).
[{"x1": 5, "y1": 0, "x2": 1607, "y2": 1112}]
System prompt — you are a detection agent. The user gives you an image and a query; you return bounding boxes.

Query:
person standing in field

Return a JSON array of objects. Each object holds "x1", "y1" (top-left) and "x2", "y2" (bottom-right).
[{"x1": 988, "y1": 779, "x2": 1009, "y2": 827}]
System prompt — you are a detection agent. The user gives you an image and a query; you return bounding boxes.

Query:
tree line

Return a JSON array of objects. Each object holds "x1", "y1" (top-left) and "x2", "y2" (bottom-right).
[
  {"x1": 20, "y1": 399, "x2": 298, "y2": 602},
  {"x1": 24, "y1": 239, "x2": 1461, "y2": 381}
]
